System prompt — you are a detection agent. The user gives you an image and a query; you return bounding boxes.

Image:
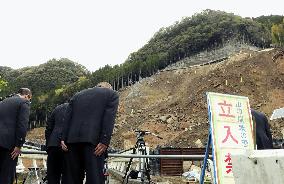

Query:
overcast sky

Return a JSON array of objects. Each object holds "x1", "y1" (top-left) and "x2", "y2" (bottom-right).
[{"x1": 0, "y1": 0, "x2": 283, "y2": 72}]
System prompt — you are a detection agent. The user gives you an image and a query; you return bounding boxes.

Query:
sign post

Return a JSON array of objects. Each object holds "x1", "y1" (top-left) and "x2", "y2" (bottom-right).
[{"x1": 200, "y1": 92, "x2": 255, "y2": 184}]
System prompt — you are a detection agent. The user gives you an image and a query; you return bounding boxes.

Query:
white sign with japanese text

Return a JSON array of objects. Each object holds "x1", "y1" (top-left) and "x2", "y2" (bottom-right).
[{"x1": 207, "y1": 92, "x2": 255, "y2": 184}]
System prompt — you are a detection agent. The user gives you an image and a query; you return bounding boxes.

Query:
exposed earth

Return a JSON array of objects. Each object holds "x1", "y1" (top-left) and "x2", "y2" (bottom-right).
[{"x1": 27, "y1": 48, "x2": 284, "y2": 151}]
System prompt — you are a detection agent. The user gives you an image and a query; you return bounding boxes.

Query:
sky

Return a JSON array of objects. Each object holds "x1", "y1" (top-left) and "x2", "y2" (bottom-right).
[{"x1": 0, "y1": 0, "x2": 283, "y2": 72}]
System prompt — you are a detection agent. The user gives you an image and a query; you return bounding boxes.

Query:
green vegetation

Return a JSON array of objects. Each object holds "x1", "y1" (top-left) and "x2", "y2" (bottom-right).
[
  {"x1": 0, "y1": 58, "x2": 89, "y2": 123},
  {"x1": 254, "y1": 15, "x2": 284, "y2": 46},
  {"x1": 0, "y1": 76, "x2": 8, "y2": 93},
  {"x1": 0, "y1": 10, "x2": 282, "y2": 128},
  {"x1": 271, "y1": 19, "x2": 284, "y2": 46}
]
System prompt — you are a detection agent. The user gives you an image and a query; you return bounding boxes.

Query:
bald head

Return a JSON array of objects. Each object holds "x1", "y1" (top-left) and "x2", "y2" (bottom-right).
[{"x1": 96, "y1": 82, "x2": 112, "y2": 90}]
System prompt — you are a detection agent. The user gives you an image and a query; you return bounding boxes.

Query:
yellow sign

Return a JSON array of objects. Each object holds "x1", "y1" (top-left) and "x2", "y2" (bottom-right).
[{"x1": 207, "y1": 92, "x2": 254, "y2": 184}]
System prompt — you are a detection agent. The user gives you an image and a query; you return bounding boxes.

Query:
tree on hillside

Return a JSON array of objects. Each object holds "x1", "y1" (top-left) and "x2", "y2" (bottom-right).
[
  {"x1": 0, "y1": 76, "x2": 8, "y2": 93},
  {"x1": 271, "y1": 23, "x2": 284, "y2": 46},
  {"x1": 254, "y1": 15, "x2": 284, "y2": 31},
  {"x1": 3, "y1": 58, "x2": 89, "y2": 95}
]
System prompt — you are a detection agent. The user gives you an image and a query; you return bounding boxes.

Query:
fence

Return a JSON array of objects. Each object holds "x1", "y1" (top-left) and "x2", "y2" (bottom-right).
[{"x1": 160, "y1": 148, "x2": 212, "y2": 176}]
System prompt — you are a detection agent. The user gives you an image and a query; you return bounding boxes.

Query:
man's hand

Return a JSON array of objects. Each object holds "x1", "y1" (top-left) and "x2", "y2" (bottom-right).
[
  {"x1": 94, "y1": 143, "x2": 107, "y2": 156},
  {"x1": 11, "y1": 147, "x2": 21, "y2": 160},
  {"x1": 61, "y1": 141, "x2": 68, "y2": 151}
]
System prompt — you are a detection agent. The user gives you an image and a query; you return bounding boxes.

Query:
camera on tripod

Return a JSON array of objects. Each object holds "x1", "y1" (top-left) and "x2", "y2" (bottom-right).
[
  {"x1": 123, "y1": 130, "x2": 163, "y2": 184},
  {"x1": 135, "y1": 130, "x2": 150, "y2": 137},
  {"x1": 134, "y1": 130, "x2": 163, "y2": 140},
  {"x1": 134, "y1": 130, "x2": 150, "y2": 145}
]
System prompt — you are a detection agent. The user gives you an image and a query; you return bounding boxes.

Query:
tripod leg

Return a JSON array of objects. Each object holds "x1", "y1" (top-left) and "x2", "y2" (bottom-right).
[
  {"x1": 144, "y1": 150, "x2": 151, "y2": 184},
  {"x1": 145, "y1": 164, "x2": 151, "y2": 184},
  {"x1": 138, "y1": 148, "x2": 151, "y2": 184},
  {"x1": 123, "y1": 157, "x2": 133, "y2": 184},
  {"x1": 123, "y1": 147, "x2": 137, "y2": 184}
]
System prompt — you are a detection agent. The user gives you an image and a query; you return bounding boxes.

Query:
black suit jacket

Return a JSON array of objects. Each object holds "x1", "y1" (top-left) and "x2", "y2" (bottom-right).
[
  {"x1": 0, "y1": 95, "x2": 30, "y2": 149},
  {"x1": 45, "y1": 103, "x2": 69, "y2": 147},
  {"x1": 251, "y1": 109, "x2": 273, "y2": 149},
  {"x1": 62, "y1": 87, "x2": 119, "y2": 146}
]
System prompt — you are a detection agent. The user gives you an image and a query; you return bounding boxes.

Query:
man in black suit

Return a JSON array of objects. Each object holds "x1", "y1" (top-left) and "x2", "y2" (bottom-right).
[
  {"x1": 45, "y1": 103, "x2": 69, "y2": 184},
  {"x1": 61, "y1": 82, "x2": 119, "y2": 184},
  {"x1": 0, "y1": 88, "x2": 32, "y2": 184},
  {"x1": 251, "y1": 109, "x2": 273, "y2": 149}
]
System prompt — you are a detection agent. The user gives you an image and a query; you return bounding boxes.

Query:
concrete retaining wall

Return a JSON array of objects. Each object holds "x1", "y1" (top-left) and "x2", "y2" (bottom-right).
[{"x1": 232, "y1": 149, "x2": 284, "y2": 184}]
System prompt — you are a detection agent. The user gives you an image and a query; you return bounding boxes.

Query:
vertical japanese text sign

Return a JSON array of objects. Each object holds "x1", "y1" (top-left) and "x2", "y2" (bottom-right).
[{"x1": 207, "y1": 92, "x2": 254, "y2": 184}]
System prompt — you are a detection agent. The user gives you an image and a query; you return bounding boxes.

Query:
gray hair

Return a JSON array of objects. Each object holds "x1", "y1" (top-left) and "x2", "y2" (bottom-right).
[
  {"x1": 18, "y1": 88, "x2": 32, "y2": 96},
  {"x1": 96, "y1": 82, "x2": 112, "y2": 89}
]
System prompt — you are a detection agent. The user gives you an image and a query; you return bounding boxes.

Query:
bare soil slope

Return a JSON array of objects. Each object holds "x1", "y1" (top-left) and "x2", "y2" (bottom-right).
[
  {"x1": 112, "y1": 49, "x2": 284, "y2": 149},
  {"x1": 27, "y1": 49, "x2": 284, "y2": 150}
]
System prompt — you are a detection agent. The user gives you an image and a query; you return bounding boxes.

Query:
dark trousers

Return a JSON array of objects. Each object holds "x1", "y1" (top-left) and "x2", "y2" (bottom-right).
[
  {"x1": 0, "y1": 146, "x2": 17, "y2": 184},
  {"x1": 64, "y1": 143, "x2": 104, "y2": 184},
  {"x1": 47, "y1": 147, "x2": 66, "y2": 184}
]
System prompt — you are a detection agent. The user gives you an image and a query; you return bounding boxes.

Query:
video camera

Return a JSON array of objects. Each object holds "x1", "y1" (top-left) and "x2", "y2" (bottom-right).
[
  {"x1": 134, "y1": 130, "x2": 163, "y2": 140},
  {"x1": 134, "y1": 130, "x2": 151, "y2": 137}
]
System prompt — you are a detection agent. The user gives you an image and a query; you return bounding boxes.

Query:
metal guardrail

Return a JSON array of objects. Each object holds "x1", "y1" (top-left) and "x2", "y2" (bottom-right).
[
  {"x1": 19, "y1": 150, "x2": 212, "y2": 182},
  {"x1": 22, "y1": 150, "x2": 47, "y2": 155},
  {"x1": 109, "y1": 153, "x2": 211, "y2": 160},
  {"x1": 21, "y1": 150, "x2": 211, "y2": 159}
]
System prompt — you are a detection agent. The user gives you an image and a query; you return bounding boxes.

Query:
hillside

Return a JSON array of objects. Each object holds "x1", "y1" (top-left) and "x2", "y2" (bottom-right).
[
  {"x1": 111, "y1": 48, "x2": 284, "y2": 149},
  {"x1": 2, "y1": 10, "x2": 282, "y2": 128},
  {"x1": 0, "y1": 58, "x2": 88, "y2": 95},
  {"x1": 26, "y1": 48, "x2": 284, "y2": 149},
  {"x1": 0, "y1": 58, "x2": 89, "y2": 122}
]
